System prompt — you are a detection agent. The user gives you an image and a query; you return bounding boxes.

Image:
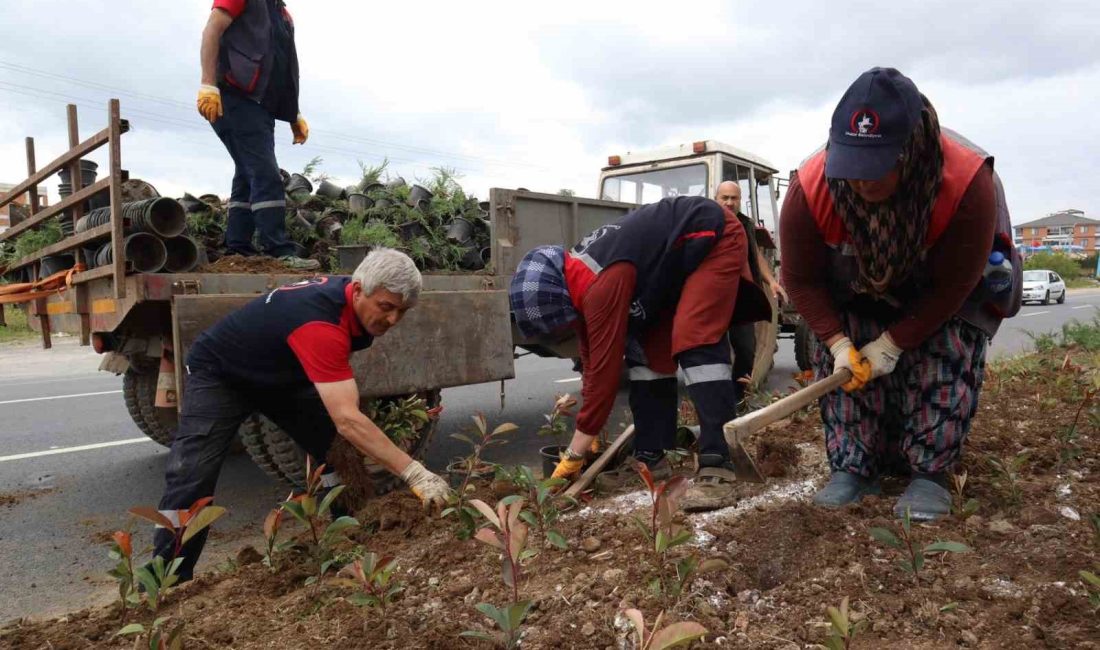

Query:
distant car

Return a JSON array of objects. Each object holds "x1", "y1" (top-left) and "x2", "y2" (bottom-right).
[{"x1": 1021, "y1": 269, "x2": 1066, "y2": 305}]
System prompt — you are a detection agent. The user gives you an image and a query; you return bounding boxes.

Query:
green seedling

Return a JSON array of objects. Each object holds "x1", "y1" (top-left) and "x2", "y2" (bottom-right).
[
  {"x1": 117, "y1": 616, "x2": 185, "y2": 650},
  {"x1": 986, "y1": 453, "x2": 1029, "y2": 508},
  {"x1": 950, "y1": 471, "x2": 979, "y2": 520},
  {"x1": 127, "y1": 496, "x2": 226, "y2": 612},
  {"x1": 622, "y1": 608, "x2": 707, "y2": 649},
  {"x1": 337, "y1": 552, "x2": 404, "y2": 615},
  {"x1": 443, "y1": 414, "x2": 517, "y2": 540},
  {"x1": 1080, "y1": 568, "x2": 1100, "y2": 611},
  {"x1": 503, "y1": 464, "x2": 573, "y2": 550},
  {"x1": 870, "y1": 508, "x2": 971, "y2": 583},
  {"x1": 262, "y1": 495, "x2": 295, "y2": 571},
  {"x1": 819, "y1": 596, "x2": 866, "y2": 650},
  {"x1": 106, "y1": 530, "x2": 138, "y2": 617},
  {"x1": 632, "y1": 462, "x2": 696, "y2": 605},
  {"x1": 538, "y1": 393, "x2": 577, "y2": 438},
  {"x1": 279, "y1": 457, "x2": 360, "y2": 584},
  {"x1": 1057, "y1": 388, "x2": 1094, "y2": 468},
  {"x1": 460, "y1": 602, "x2": 533, "y2": 649}
]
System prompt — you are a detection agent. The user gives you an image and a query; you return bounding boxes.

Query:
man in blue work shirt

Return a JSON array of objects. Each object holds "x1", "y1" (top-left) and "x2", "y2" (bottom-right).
[{"x1": 197, "y1": 0, "x2": 319, "y2": 269}]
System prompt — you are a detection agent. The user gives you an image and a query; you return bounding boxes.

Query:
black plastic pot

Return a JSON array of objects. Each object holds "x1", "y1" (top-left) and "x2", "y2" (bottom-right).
[
  {"x1": 76, "y1": 207, "x2": 110, "y2": 233},
  {"x1": 457, "y1": 240, "x2": 485, "y2": 270},
  {"x1": 59, "y1": 218, "x2": 75, "y2": 237},
  {"x1": 87, "y1": 190, "x2": 110, "y2": 212},
  {"x1": 39, "y1": 254, "x2": 75, "y2": 278},
  {"x1": 362, "y1": 182, "x2": 385, "y2": 194},
  {"x1": 285, "y1": 173, "x2": 313, "y2": 199},
  {"x1": 163, "y1": 236, "x2": 201, "y2": 273},
  {"x1": 334, "y1": 244, "x2": 368, "y2": 272},
  {"x1": 316, "y1": 179, "x2": 345, "y2": 199},
  {"x1": 445, "y1": 216, "x2": 475, "y2": 243},
  {"x1": 58, "y1": 159, "x2": 98, "y2": 187},
  {"x1": 540, "y1": 445, "x2": 567, "y2": 478},
  {"x1": 408, "y1": 184, "x2": 433, "y2": 205},
  {"x1": 293, "y1": 210, "x2": 315, "y2": 229},
  {"x1": 123, "y1": 197, "x2": 186, "y2": 238},
  {"x1": 316, "y1": 217, "x2": 342, "y2": 239},
  {"x1": 374, "y1": 198, "x2": 393, "y2": 209},
  {"x1": 397, "y1": 220, "x2": 428, "y2": 241},
  {"x1": 324, "y1": 207, "x2": 349, "y2": 222},
  {"x1": 445, "y1": 459, "x2": 497, "y2": 489},
  {"x1": 82, "y1": 247, "x2": 99, "y2": 269},
  {"x1": 279, "y1": 168, "x2": 292, "y2": 187},
  {"x1": 347, "y1": 192, "x2": 371, "y2": 214},
  {"x1": 95, "y1": 233, "x2": 167, "y2": 273},
  {"x1": 480, "y1": 246, "x2": 491, "y2": 266},
  {"x1": 414, "y1": 198, "x2": 431, "y2": 213},
  {"x1": 478, "y1": 200, "x2": 490, "y2": 212},
  {"x1": 179, "y1": 193, "x2": 207, "y2": 214},
  {"x1": 385, "y1": 176, "x2": 406, "y2": 189}
]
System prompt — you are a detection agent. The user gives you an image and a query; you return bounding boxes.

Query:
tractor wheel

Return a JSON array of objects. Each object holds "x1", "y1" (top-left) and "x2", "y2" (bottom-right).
[{"x1": 794, "y1": 320, "x2": 814, "y2": 373}]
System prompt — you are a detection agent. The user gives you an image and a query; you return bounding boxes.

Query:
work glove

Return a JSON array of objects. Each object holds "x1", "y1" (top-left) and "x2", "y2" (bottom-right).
[
  {"x1": 859, "y1": 332, "x2": 903, "y2": 380},
  {"x1": 829, "y1": 336, "x2": 872, "y2": 392},
  {"x1": 400, "y1": 460, "x2": 451, "y2": 510},
  {"x1": 291, "y1": 113, "x2": 309, "y2": 144},
  {"x1": 550, "y1": 447, "x2": 586, "y2": 481},
  {"x1": 196, "y1": 85, "x2": 222, "y2": 123}
]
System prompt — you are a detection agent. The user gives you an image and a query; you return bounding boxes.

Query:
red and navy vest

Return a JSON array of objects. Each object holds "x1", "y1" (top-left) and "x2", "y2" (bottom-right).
[
  {"x1": 217, "y1": 0, "x2": 300, "y2": 122},
  {"x1": 796, "y1": 128, "x2": 1022, "y2": 337}
]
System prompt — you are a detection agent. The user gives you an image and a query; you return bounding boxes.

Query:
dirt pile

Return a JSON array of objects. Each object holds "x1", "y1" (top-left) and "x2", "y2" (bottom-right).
[{"x1": 2, "y1": 340, "x2": 1098, "y2": 649}]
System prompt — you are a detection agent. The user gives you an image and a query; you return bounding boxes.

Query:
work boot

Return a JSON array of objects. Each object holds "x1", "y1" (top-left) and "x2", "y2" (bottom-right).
[
  {"x1": 595, "y1": 456, "x2": 671, "y2": 492},
  {"x1": 279, "y1": 255, "x2": 321, "y2": 271},
  {"x1": 893, "y1": 473, "x2": 951, "y2": 521},
  {"x1": 682, "y1": 455, "x2": 741, "y2": 513},
  {"x1": 812, "y1": 472, "x2": 882, "y2": 508}
]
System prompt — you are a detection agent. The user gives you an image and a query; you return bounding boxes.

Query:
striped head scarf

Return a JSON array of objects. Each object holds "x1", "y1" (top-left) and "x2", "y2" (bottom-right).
[
  {"x1": 827, "y1": 96, "x2": 944, "y2": 305},
  {"x1": 509, "y1": 246, "x2": 578, "y2": 338}
]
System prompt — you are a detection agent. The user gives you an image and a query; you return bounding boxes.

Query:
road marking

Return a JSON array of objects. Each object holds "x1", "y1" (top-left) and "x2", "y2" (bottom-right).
[
  {"x1": 1072, "y1": 305, "x2": 1095, "y2": 310},
  {"x1": 0, "y1": 374, "x2": 114, "y2": 388},
  {"x1": 554, "y1": 377, "x2": 582, "y2": 384},
  {"x1": 0, "y1": 389, "x2": 122, "y2": 406},
  {"x1": 1019, "y1": 311, "x2": 1050, "y2": 317},
  {"x1": 0, "y1": 437, "x2": 150, "y2": 463}
]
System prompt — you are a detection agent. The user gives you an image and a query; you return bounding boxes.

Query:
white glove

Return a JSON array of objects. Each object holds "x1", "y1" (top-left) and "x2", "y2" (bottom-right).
[
  {"x1": 829, "y1": 336, "x2": 871, "y2": 392},
  {"x1": 859, "y1": 332, "x2": 903, "y2": 380},
  {"x1": 400, "y1": 460, "x2": 451, "y2": 509},
  {"x1": 829, "y1": 337, "x2": 856, "y2": 375}
]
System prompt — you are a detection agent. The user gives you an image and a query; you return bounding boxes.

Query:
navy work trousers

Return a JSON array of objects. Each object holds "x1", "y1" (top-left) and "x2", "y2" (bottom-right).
[{"x1": 211, "y1": 91, "x2": 294, "y2": 257}]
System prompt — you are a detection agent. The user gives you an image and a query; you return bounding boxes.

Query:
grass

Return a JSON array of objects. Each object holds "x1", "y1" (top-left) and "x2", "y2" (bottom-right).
[
  {"x1": 1066, "y1": 277, "x2": 1099, "y2": 289},
  {"x1": 0, "y1": 305, "x2": 35, "y2": 343}
]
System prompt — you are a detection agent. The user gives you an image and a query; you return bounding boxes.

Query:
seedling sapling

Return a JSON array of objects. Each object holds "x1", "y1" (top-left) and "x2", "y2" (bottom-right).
[
  {"x1": 262, "y1": 493, "x2": 295, "y2": 571},
  {"x1": 538, "y1": 393, "x2": 577, "y2": 438},
  {"x1": 279, "y1": 457, "x2": 360, "y2": 584},
  {"x1": 950, "y1": 471, "x2": 979, "y2": 520},
  {"x1": 870, "y1": 508, "x2": 971, "y2": 584},
  {"x1": 632, "y1": 462, "x2": 697, "y2": 605},
  {"x1": 106, "y1": 530, "x2": 138, "y2": 618},
  {"x1": 621, "y1": 608, "x2": 707, "y2": 650},
  {"x1": 117, "y1": 616, "x2": 185, "y2": 650},
  {"x1": 986, "y1": 453, "x2": 1029, "y2": 508},
  {"x1": 443, "y1": 414, "x2": 517, "y2": 540},
  {"x1": 819, "y1": 596, "x2": 866, "y2": 650},
  {"x1": 336, "y1": 552, "x2": 404, "y2": 615},
  {"x1": 503, "y1": 464, "x2": 573, "y2": 550}
]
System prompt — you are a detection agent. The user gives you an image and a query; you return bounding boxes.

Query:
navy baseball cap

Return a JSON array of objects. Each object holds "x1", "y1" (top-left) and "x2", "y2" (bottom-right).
[{"x1": 825, "y1": 67, "x2": 923, "y2": 181}]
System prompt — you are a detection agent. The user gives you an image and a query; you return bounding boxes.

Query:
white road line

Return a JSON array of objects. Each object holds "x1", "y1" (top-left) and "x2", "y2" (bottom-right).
[
  {"x1": 0, "y1": 437, "x2": 150, "y2": 462},
  {"x1": 0, "y1": 374, "x2": 111, "y2": 388},
  {"x1": 554, "y1": 377, "x2": 582, "y2": 384},
  {"x1": 1072, "y1": 305, "x2": 1095, "y2": 310},
  {"x1": 0, "y1": 389, "x2": 122, "y2": 406},
  {"x1": 1019, "y1": 311, "x2": 1050, "y2": 317}
]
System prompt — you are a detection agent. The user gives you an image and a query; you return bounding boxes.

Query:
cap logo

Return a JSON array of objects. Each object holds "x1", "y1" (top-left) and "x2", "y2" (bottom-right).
[{"x1": 847, "y1": 108, "x2": 882, "y2": 139}]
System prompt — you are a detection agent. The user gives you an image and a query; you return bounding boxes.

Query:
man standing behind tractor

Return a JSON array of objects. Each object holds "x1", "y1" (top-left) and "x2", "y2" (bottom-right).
[
  {"x1": 152, "y1": 249, "x2": 451, "y2": 580},
  {"x1": 510, "y1": 197, "x2": 770, "y2": 511},
  {"x1": 714, "y1": 181, "x2": 787, "y2": 405},
  {"x1": 197, "y1": 0, "x2": 319, "y2": 270}
]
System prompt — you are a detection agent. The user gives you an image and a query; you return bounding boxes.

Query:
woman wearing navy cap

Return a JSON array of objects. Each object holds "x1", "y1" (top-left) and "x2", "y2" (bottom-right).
[{"x1": 781, "y1": 67, "x2": 1021, "y2": 520}]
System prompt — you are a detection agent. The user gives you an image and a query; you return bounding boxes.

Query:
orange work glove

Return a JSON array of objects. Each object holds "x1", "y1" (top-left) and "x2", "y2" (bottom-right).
[
  {"x1": 550, "y1": 451, "x2": 585, "y2": 481},
  {"x1": 828, "y1": 336, "x2": 871, "y2": 392},
  {"x1": 291, "y1": 113, "x2": 309, "y2": 144},
  {"x1": 196, "y1": 85, "x2": 222, "y2": 123}
]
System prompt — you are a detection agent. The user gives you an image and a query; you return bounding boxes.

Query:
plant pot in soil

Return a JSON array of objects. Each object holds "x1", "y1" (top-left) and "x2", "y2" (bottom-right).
[
  {"x1": 374, "y1": 198, "x2": 393, "y2": 209},
  {"x1": 316, "y1": 216, "x2": 343, "y2": 239},
  {"x1": 445, "y1": 459, "x2": 497, "y2": 489},
  {"x1": 316, "y1": 179, "x2": 346, "y2": 199},
  {"x1": 334, "y1": 244, "x2": 369, "y2": 272},
  {"x1": 480, "y1": 246, "x2": 491, "y2": 266},
  {"x1": 38, "y1": 254, "x2": 75, "y2": 279},
  {"x1": 385, "y1": 176, "x2": 406, "y2": 189},
  {"x1": 293, "y1": 210, "x2": 317, "y2": 229},
  {"x1": 408, "y1": 184, "x2": 433, "y2": 205},
  {"x1": 397, "y1": 220, "x2": 428, "y2": 241},
  {"x1": 323, "y1": 207, "x2": 349, "y2": 222},
  {"x1": 478, "y1": 200, "x2": 490, "y2": 212},
  {"x1": 457, "y1": 241, "x2": 485, "y2": 271},
  {"x1": 539, "y1": 445, "x2": 569, "y2": 478},
  {"x1": 179, "y1": 193, "x2": 207, "y2": 213},
  {"x1": 347, "y1": 193, "x2": 371, "y2": 214},
  {"x1": 444, "y1": 216, "x2": 475, "y2": 243},
  {"x1": 361, "y1": 182, "x2": 385, "y2": 194},
  {"x1": 57, "y1": 159, "x2": 98, "y2": 186},
  {"x1": 414, "y1": 198, "x2": 431, "y2": 213},
  {"x1": 285, "y1": 173, "x2": 313, "y2": 196}
]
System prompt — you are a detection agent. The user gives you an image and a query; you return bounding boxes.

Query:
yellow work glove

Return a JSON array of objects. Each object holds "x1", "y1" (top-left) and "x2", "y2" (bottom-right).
[
  {"x1": 196, "y1": 84, "x2": 222, "y2": 123},
  {"x1": 400, "y1": 460, "x2": 451, "y2": 511},
  {"x1": 550, "y1": 451, "x2": 585, "y2": 481},
  {"x1": 291, "y1": 113, "x2": 309, "y2": 144},
  {"x1": 829, "y1": 336, "x2": 871, "y2": 392}
]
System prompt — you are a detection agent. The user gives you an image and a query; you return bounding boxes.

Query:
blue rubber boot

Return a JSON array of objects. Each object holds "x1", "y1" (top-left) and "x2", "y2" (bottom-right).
[
  {"x1": 893, "y1": 474, "x2": 951, "y2": 521},
  {"x1": 812, "y1": 472, "x2": 882, "y2": 508}
]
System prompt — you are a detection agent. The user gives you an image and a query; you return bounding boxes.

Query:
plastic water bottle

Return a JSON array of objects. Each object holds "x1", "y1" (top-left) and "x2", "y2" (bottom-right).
[{"x1": 984, "y1": 251, "x2": 1012, "y2": 293}]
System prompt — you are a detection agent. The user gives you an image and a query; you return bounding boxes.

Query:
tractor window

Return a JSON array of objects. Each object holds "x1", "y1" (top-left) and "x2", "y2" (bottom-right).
[
  {"x1": 755, "y1": 173, "x2": 778, "y2": 232},
  {"x1": 600, "y1": 163, "x2": 707, "y2": 204}
]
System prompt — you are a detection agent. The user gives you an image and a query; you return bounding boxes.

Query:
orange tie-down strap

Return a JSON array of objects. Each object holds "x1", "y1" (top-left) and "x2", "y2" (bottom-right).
[{"x1": 0, "y1": 263, "x2": 86, "y2": 305}]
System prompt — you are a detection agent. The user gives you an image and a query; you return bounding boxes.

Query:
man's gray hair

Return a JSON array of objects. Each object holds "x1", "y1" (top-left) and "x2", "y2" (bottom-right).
[{"x1": 352, "y1": 248, "x2": 422, "y2": 304}]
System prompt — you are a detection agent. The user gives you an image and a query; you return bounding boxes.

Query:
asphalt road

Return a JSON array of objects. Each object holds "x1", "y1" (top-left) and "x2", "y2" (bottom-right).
[{"x1": 1, "y1": 289, "x2": 1098, "y2": 621}]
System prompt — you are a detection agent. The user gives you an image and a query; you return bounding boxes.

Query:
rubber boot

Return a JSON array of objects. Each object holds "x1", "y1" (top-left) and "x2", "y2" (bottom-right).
[
  {"x1": 813, "y1": 472, "x2": 882, "y2": 508},
  {"x1": 893, "y1": 473, "x2": 951, "y2": 521}
]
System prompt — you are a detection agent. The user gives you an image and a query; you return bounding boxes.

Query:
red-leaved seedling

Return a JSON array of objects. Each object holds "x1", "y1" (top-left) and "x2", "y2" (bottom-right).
[
  {"x1": 106, "y1": 530, "x2": 138, "y2": 617},
  {"x1": 622, "y1": 608, "x2": 707, "y2": 650},
  {"x1": 262, "y1": 492, "x2": 294, "y2": 570},
  {"x1": 633, "y1": 462, "x2": 697, "y2": 604},
  {"x1": 280, "y1": 457, "x2": 359, "y2": 584},
  {"x1": 336, "y1": 552, "x2": 404, "y2": 616}
]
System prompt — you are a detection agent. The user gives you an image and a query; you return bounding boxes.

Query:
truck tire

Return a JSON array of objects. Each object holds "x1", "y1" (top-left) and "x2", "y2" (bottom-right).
[
  {"x1": 122, "y1": 369, "x2": 174, "y2": 447},
  {"x1": 240, "y1": 389, "x2": 442, "y2": 494},
  {"x1": 794, "y1": 320, "x2": 814, "y2": 372}
]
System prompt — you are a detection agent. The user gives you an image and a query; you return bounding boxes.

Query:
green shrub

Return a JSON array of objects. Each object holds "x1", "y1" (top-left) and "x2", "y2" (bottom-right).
[{"x1": 1024, "y1": 252, "x2": 1082, "y2": 280}]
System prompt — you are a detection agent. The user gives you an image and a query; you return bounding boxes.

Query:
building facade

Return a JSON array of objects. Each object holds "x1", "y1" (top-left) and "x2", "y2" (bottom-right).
[
  {"x1": 0, "y1": 183, "x2": 50, "y2": 233},
  {"x1": 1014, "y1": 209, "x2": 1100, "y2": 253}
]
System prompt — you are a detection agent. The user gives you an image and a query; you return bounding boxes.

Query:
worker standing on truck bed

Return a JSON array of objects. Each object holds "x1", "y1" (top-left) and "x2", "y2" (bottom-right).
[
  {"x1": 197, "y1": 0, "x2": 319, "y2": 270},
  {"x1": 510, "y1": 197, "x2": 770, "y2": 511},
  {"x1": 714, "y1": 181, "x2": 787, "y2": 408},
  {"x1": 780, "y1": 67, "x2": 1021, "y2": 520},
  {"x1": 152, "y1": 249, "x2": 451, "y2": 580}
]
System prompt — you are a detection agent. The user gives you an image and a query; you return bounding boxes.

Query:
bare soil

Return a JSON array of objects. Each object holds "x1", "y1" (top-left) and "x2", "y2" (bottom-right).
[
  {"x1": 2, "y1": 347, "x2": 1097, "y2": 649},
  {"x1": 198, "y1": 254, "x2": 316, "y2": 275}
]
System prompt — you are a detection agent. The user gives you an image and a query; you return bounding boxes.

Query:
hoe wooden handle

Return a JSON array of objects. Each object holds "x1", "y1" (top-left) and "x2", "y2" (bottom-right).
[
  {"x1": 562, "y1": 425, "x2": 636, "y2": 498},
  {"x1": 723, "y1": 369, "x2": 851, "y2": 443}
]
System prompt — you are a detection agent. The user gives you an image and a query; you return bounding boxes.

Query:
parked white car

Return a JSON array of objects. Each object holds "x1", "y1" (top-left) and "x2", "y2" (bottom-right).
[{"x1": 1021, "y1": 269, "x2": 1066, "y2": 305}]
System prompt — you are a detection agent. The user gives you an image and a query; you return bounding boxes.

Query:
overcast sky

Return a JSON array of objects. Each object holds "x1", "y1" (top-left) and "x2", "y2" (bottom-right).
[{"x1": 1, "y1": 0, "x2": 1097, "y2": 228}]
